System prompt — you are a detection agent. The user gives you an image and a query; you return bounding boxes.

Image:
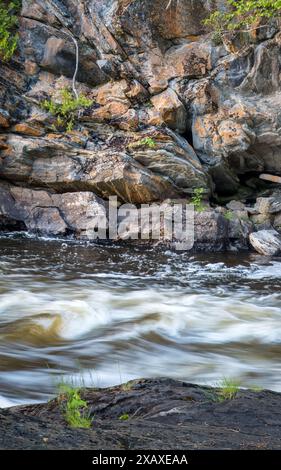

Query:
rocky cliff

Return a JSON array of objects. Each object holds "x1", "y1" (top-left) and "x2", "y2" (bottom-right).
[{"x1": 1, "y1": 0, "x2": 281, "y2": 250}]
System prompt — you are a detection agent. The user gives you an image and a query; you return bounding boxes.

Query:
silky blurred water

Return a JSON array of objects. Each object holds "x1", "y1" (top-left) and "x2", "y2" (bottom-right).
[{"x1": 0, "y1": 234, "x2": 281, "y2": 407}]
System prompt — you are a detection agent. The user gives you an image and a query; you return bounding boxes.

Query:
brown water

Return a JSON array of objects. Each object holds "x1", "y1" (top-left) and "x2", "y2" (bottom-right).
[{"x1": 0, "y1": 234, "x2": 281, "y2": 407}]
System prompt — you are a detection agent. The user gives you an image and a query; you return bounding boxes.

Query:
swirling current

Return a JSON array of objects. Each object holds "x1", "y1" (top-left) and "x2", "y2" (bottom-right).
[{"x1": 1, "y1": 234, "x2": 281, "y2": 407}]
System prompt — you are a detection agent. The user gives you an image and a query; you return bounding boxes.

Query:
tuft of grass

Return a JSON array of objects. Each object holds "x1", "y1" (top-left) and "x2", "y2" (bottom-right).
[
  {"x1": 120, "y1": 380, "x2": 135, "y2": 392},
  {"x1": 191, "y1": 187, "x2": 206, "y2": 213},
  {"x1": 250, "y1": 385, "x2": 263, "y2": 392},
  {"x1": 216, "y1": 378, "x2": 241, "y2": 402},
  {"x1": 119, "y1": 413, "x2": 129, "y2": 421},
  {"x1": 57, "y1": 383, "x2": 92, "y2": 429}
]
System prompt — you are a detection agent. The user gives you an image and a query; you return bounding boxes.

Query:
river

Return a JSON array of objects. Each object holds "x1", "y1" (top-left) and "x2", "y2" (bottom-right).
[{"x1": 0, "y1": 234, "x2": 281, "y2": 407}]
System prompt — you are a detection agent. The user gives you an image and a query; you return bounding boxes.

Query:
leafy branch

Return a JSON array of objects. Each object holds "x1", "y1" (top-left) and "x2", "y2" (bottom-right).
[
  {"x1": 204, "y1": 0, "x2": 281, "y2": 36},
  {"x1": 0, "y1": 0, "x2": 21, "y2": 61}
]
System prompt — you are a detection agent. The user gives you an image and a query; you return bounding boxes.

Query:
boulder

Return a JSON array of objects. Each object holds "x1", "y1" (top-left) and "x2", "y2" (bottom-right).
[
  {"x1": 151, "y1": 89, "x2": 187, "y2": 133},
  {"x1": 249, "y1": 230, "x2": 281, "y2": 256},
  {"x1": 0, "y1": 182, "x2": 107, "y2": 238},
  {"x1": 226, "y1": 200, "x2": 246, "y2": 211},
  {"x1": 254, "y1": 198, "x2": 272, "y2": 214},
  {"x1": 250, "y1": 213, "x2": 273, "y2": 230},
  {"x1": 194, "y1": 210, "x2": 228, "y2": 251},
  {"x1": 227, "y1": 211, "x2": 253, "y2": 250}
]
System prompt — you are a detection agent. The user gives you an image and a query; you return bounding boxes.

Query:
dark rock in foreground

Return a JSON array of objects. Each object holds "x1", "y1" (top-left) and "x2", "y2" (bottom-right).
[{"x1": 1, "y1": 378, "x2": 281, "y2": 450}]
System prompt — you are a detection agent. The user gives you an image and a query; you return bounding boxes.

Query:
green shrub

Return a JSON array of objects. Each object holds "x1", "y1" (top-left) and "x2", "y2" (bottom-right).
[
  {"x1": 41, "y1": 88, "x2": 93, "y2": 132},
  {"x1": 204, "y1": 0, "x2": 281, "y2": 34},
  {"x1": 119, "y1": 413, "x2": 129, "y2": 421},
  {"x1": 191, "y1": 187, "x2": 206, "y2": 213},
  {"x1": 58, "y1": 384, "x2": 92, "y2": 429},
  {"x1": 138, "y1": 137, "x2": 157, "y2": 148},
  {"x1": 0, "y1": 0, "x2": 21, "y2": 61}
]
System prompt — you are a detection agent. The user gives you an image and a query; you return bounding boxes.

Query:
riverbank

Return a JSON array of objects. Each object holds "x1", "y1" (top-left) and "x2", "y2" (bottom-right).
[
  {"x1": 1, "y1": 180, "x2": 281, "y2": 253},
  {"x1": 2, "y1": 2, "x2": 281, "y2": 254},
  {"x1": 1, "y1": 378, "x2": 281, "y2": 450}
]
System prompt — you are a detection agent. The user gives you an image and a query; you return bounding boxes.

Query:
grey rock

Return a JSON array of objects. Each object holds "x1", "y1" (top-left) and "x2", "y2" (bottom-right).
[
  {"x1": 249, "y1": 229, "x2": 281, "y2": 256},
  {"x1": 0, "y1": 132, "x2": 208, "y2": 203},
  {"x1": 273, "y1": 213, "x2": 281, "y2": 230},
  {"x1": 194, "y1": 210, "x2": 228, "y2": 251},
  {"x1": 226, "y1": 200, "x2": 246, "y2": 211},
  {"x1": 0, "y1": 182, "x2": 107, "y2": 238},
  {"x1": 254, "y1": 198, "x2": 273, "y2": 214}
]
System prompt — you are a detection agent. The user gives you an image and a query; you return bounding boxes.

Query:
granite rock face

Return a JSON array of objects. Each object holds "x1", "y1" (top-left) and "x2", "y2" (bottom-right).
[
  {"x1": 249, "y1": 230, "x2": 281, "y2": 256},
  {"x1": 1, "y1": 1, "x2": 281, "y2": 248}
]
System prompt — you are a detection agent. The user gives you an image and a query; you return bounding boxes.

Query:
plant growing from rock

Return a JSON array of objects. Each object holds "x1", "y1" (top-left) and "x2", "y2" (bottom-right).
[
  {"x1": 120, "y1": 380, "x2": 135, "y2": 392},
  {"x1": 0, "y1": 0, "x2": 21, "y2": 61},
  {"x1": 191, "y1": 187, "x2": 206, "y2": 213},
  {"x1": 41, "y1": 88, "x2": 93, "y2": 132},
  {"x1": 224, "y1": 210, "x2": 234, "y2": 221},
  {"x1": 138, "y1": 137, "x2": 157, "y2": 148},
  {"x1": 216, "y1": 378, "x2": 241, "y2": 402},
  {"x1": 58, "y1": 384, "x2": 92, "y2": 429},
  {"x1": 203, "y1": 377, "x2": 241, "y2": 402},
  {"x1": 204, "y1": 0, "x2": 281, "y2": 36}
]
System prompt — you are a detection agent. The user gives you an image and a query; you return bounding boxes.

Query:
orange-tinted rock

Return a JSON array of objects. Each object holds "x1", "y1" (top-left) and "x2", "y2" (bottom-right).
[
  {"x1": 151, "y1": 89, "x2": 187, "y2": 133},
  {"x1": 91, "y1": 80, "x2": 131, "y2": 121},
  {"x1": 166, "y1": 43, "x2": 212, "y2": 78},
  {"x1": 259, "y1": 174, "x2": 281, "y2": 184},
  {"x1": 24, "y1": 60, "x2": 40, "y2": 76},
  {"x1": 12, "y1": 123, "x2": 44, "y2": 137},
  {"x1": 0, "y1": 110, "x2": 9, "y2": 128}
]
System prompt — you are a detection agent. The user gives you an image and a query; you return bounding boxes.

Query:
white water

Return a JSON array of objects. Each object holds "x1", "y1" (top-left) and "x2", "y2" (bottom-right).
[{"x1": 0, "y1": 235, "x2": 281, "y2": 406}]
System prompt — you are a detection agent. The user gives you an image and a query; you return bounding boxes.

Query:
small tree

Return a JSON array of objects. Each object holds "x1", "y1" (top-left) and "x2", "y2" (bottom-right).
[{"x1": 205, "y1": 0, "x2": 281, "y2": 35}]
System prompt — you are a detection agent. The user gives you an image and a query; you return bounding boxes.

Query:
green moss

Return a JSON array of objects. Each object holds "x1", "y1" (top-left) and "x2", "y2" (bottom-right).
[{"x1": 0, "y1": 1, "x2": 21, "y2": 61}]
